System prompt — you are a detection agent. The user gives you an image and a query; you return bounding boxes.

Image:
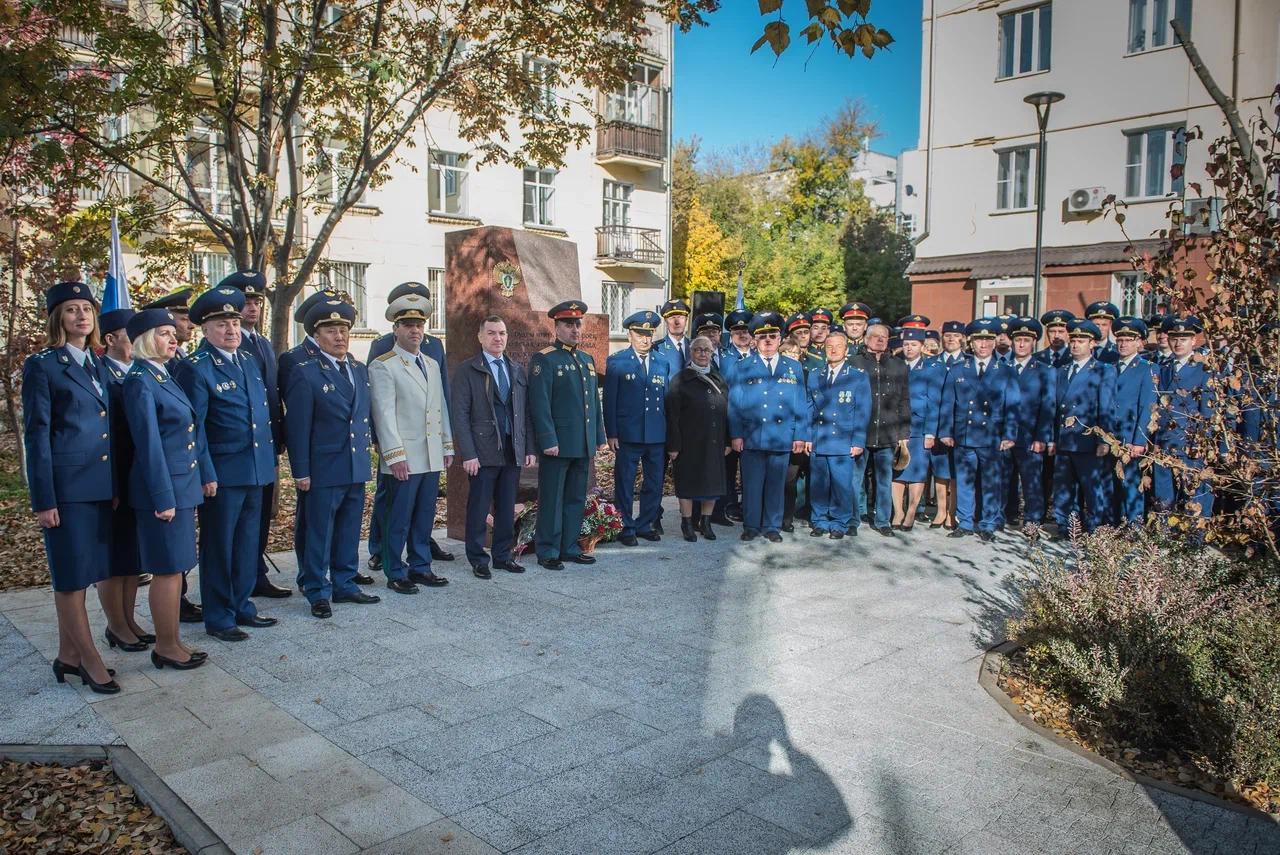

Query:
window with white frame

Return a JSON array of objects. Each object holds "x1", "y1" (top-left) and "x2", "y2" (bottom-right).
[
  {"x1": 1114, "y1": 271, "x2": 1167, "y2": 318},
  {"x1": 1127, "y1": 0, "x2": 1192, "y2": 54},
  {"x1": 603, "y1": 63, "x2": 662, "y2": 128},
  {"x1": 1124, "y1": 126, "x2": 1185, "y2": 198},
  {"x1": 523, "y1": 167, "x2": 555, "y2": 226},
  {"x1": 425, "y1": 268, "x2": 446, "y2": 332},
  {"x1": 428, "y1": 151, "x2": 468, "y2": 216},
  {"x1": 184, "y1": 0, "x2": 242, "y2": 60},
  {"x1": 316, "y1": 139, "x2": 360, "y2": 205},
  {"x1": 318, "y1": 260, "x2": 368, "y2": 326},
  {"x1": 602, "y1": 180, "x2": 632, "y2": 227},
  {"x1": 188, "y1": 251, "x2": 235, "y2": 286},
  {"x1": 995, "y1": 146, "x2": 1037, "y2": 210},
  {"x1": 524, "y1": 57, "x2": 557, "y2": 116},
  {"x1": 602, "y1": 281, "x2": 631, "y2": 334},
  {"x1": 896, "y1": 212, "x2": 917, "y2": 235},
  {"x1": 187, "y1": 121, "x2": 230, "y2": 216},
  {"x1": 997, "y1": 4, "x2": 1051, "y2": 79}
]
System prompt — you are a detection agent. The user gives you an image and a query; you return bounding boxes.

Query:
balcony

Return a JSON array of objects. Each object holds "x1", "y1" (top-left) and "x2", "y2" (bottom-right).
[
  {"x1": 595, "y1": 225, "x2": 664, "y2": 271},
  {"x1": 596, "y1": 88, "x2": 667, "y2": 169},
  {"x1": 58, "y1": 23, "x2": 96, "y2": 50}
]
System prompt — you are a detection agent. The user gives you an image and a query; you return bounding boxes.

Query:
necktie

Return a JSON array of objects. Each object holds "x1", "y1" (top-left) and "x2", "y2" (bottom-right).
[
  {"x1": 977, "y1": 361, "x2": 985, "y2": 379},
  {"x1": 494, "y1": 357, "x2": 509, "y2": 401},
  {"x1": 766, "y1": 357, "x2": 774, "y2": 376},
  {"x1": 640, "y1": 356, "x2": 648, "y2": 378},
  {"x1": 82, "y1": 355, "x2": 103, "y2": 395},
  {"x1": 1068, "y1": 364, "x2": 1079, "y2": 383},
  {"x1": 828, "y1": 367, "x2": 837, "y2": 387},
  {"x1": 1119, "y1": 360, "x2": 1128, "y2": 375},
  {"x1": 680, "y1": 340, "x2": 687, "y2": 366},
  {"x1": 414, "y1": 354, "x2": 430, "y2": 383},
  {"x1": 1016, "y1": 362, "x2": 1024, "y2": 375},
  {"x1": 337, "y1": 359, "x2": 353, "y2": 392}
]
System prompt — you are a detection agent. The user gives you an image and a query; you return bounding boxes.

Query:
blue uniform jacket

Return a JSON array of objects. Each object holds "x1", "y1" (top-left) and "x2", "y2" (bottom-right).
[
  {"x1": 276, "y1": 337, "x2": 322, "y2": 408},
  {"x1": 728, "y1": 353, "x2": 808, "y2": 451},
  {"x1": 1109, "y1": 357, "x2": 1159, "y2": 446},
  {"x1": 103, "y1": 359, "x2": 136, "y2": 505},
  {"x1": 527, "y1": 341, "x2": 606, "y2": 458},
  {"x1": 175, "y1": 341, "x2": 276, "y2": 488},
  {"x1": 283, "y1": 356, "x2": 373, "y2": 487},
  {"x1": 241, "y1": 330, "x2": 281, "y2": 446},
  {"x1": 1154, "y1": 359, "x2": 1214, "y2": 451},
  {"x1": 718, "y1": 348, "x2": 753, "y2": 385},
  {"x1": 1034, "y1": 345, "x2": 1070, "y2": 369},
  {"x1": 21, "y1": 347, "x2": 114, "y2": 511},
  {"x1": 603, "y1": 347, "x2": 669, "y2": 445},
  {"x1": 123, "y1": 361, "x2": 209, "y2": 512},
  {"x1": 938, "y1": 360, "x2": 1022, "y2": 448},
  {"x1": 1054, "y1": 358, "x2": 1117, "y2": 453},
  {"x1": 1010, "y1": 358, "x2": 1057, "y2": 448},
  {"x1": 806, "y1": 361, "x2": 871, "y2": 454},
  {"x1": 905, "y1": 358, "x2": 943, "y2": 439},
  {"x1": 653, "y1": 335, "x2": 689, "y2": 376},
  {"x1": 1095, "y1": 341, "x2": 1120, "y2": 365}
]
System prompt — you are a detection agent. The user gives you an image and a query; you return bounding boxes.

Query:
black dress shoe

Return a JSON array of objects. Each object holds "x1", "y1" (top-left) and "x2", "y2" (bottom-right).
[
  {"x1": 151, "y1": 650, "x2": 207, "y2": 670},
  {"x1": 948, "y1": 529, "x2": 973, "y2": 538},
  {"x1": 76, "y1": 665, "x2": 120, "y2": 695},
  {"x1": 104, "y1": 628, "x2": 149, "y2": 652},
  {"x1": 781, "y1": 523, "x2": 794, "y2": 533},
  {"x1": 637, "y1": 530, "x2": 660, "y2": 542},
  {"x1": 697, "y1": 516, "x2": 717, "y2": 541},
  {"x1": 408, "y1": 571, "x2": 449, "y2": 587},
  {"x1": 845, "y1": 527, "x2": 859, "y2": 537},
  {"x1": 619, "y1": 534, "x2": 639, "y2": 547},
  {"x1": 207, "y1": 627, "x2": 250, "y2": 642},
  {"x1": 251, "y1": 580, "x2": 292, "y2": 598},
  {"x1": 764, "y1": 531, "x2": 783, "y2": 543},
  {"x1": 334, "y1": 590, "x2": 382, "y2": 604},
  {"x1": 311, "y1": 600, "x2": 333, "y2": 618},
  {"x1": 430, "y1": 542, "x2": 456, "y2": 562},
  {"x1": 740, "y1": 530, "x2": 758, "y2": 542},
  {"x1": 367, "y1": 554, "x2": 383, "y2": 572},
  {"x1": 978, "y1": 530, "x2": 995, "y2": 543},
  {"x1": 179, "y1": 599, "x2": 203, "y2": 623},
  {"x1": 236, "y1": 615, "x2": 278, "y2": 628},
  {"x1": 829, "y1": 530, "x2": 845, "y2": 540},
  {"x1": 494, "y1": 560, "x2": 525, "y2": 573},
  {"x1": 133, "y1": 632, "x2": 156, "y2": 644},
  {"x1": 653, "y1": 519, "x2": 663, "y2": 535},
  {"x1": 810, "y1": 528, "x2": 825, "y2": 537},
  {"x1": 353, "y1": 572, "x2": 375, "y2": 585},
  {"x1": 709, "y1": 513, "x2": 734, "y2": 527},
  {"x1": 537, "y1": 558, "x2": 563, "y2": 571},
  {"x1": 876, "y1": 527, "x2": 896, "y2": 538},
  {"x1": 52, "y1": 659, "x2": 114, "y2": 683},
  {"x1": 725, "y1": 508, "x2": 744, "y2": 522},
  {"x1": 387, "y1": 578, "x2": 419, "y2": 595},
  {"x1": 566, "y1": 554, "x2": 596, "y2": 565},
  {"x1": 473, "y1": 565, "x2": 493, "y2": 579}
]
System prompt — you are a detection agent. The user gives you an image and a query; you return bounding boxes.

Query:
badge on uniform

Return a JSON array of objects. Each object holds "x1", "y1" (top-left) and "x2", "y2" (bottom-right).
[
  {"x1": 625, "y1": 373, "x2": 635, "y2": 381},
  {"x1": 557, "y1": 369, "x2": 564, "y2": 377},
  {"x1": 652, "y1": 376, "x2": 664, "y2": 385},
  {"x1": 838, "y1": 391, "x2": 851, "y2": 403},
  {"x1": 322, "y1": 382, "x2": 334, "y2": 394},
  {"x1": 532, "y1": 363, "x2": 541, "y2": 376},
  {"x1": 215, "y1": 380, "x2": 239, "y2": 393},
  {"x1": 1064, "y1": 416, "x2": 1077, "y2": 428}
]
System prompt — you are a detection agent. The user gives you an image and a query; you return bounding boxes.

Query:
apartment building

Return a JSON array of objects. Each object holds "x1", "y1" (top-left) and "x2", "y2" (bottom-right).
[
  {"x1": 61, "y1": 18, "x2": 673, "y2": 358},
  {"x1": 900, "y1": 0, "x2": 1278, "y2": 324}
]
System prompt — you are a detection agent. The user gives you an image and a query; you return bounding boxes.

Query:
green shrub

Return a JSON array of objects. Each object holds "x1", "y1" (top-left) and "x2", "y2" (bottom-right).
[{"x1": 1009, "y1": 527, "x2": 1280, "y2": 787}]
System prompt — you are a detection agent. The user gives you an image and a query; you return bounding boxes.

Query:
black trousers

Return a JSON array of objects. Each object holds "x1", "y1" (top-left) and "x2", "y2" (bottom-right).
[
  {"x1": 466, "y1": 446, "x2": 519, "y2": 566},
  {"x1": 256, "y1": 480, "x2": 275, "y2": 581}
]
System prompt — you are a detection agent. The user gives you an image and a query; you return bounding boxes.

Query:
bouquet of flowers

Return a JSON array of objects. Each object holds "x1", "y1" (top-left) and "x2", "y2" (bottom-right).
[
  {"x1": 580, "y1": 488, "x2": 623, "y2": 547},
  {"x1": 512, "y1": 503, "x2": 537, "y2": 556}
]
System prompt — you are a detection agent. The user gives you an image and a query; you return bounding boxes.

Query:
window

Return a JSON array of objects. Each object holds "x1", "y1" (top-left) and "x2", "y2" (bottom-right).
[
  {"x1": 997, "y1": 4, "x2": 1051, "y2": 79},
  {"x1": 1128, "y1": 0, "x2": 1192, "y2": 53},
  {"x1": 896, "y1": 212, "x2": 917, "y2": 235},
  {"x1": 525, "y1": 57, "x2": 556, "y2": 116},
  {"x1": 186, "y1": 122, "x2": 230, "y2": 215},
  {"x1": 602, "y1": 281, "x2": 631, "y2": 334},
  {"x1": 1114, "y1": 271, "x2": 1168, "y2": 317},
  {"x1": 995, "y1": 146, "x2": 1037, "y2": 210},
  {"x1": 603, "y1": 63, "x2": 663, "y2": 128},
  {"x1": 1124, "y1": 126, "x2": 1185, "y2": 198},
  {"x1": 425, "y1": 268, "x2": 446, "y2": 332},
  {"x1": 428, "y1": 151, "x2": 468, "y2": 215},
  {"x1": 523, "y1": 167, "x2": 555, "y2": 226},
  {"x1": 189, "y1": 251, "x2": 234, "y2": 286},
  {"x1": 316, "y1": 139, "x2": 359, "y2": 205},
  {"x1": 318, "y1": 260, "x2": 368, "y2": 326},
  {"x1": 602, "y1": 180, "x2": 632, "y2": 227}
]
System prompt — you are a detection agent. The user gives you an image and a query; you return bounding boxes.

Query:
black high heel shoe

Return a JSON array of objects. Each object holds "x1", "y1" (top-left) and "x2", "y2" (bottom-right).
[
  {"x1": 52, "y1": 659, "x2": 113, "y2": 683},
  {"x1": 680, "y1": 517, "x2": 697, "y2": 543},
  {"x1": 105, "y1": 628, "x2": 149, "y2": 652},
  {"x1": 76, "y1": 665, "x2": 121, "y2": 695},
  {"x1": 698, "y1": 515, "x2": 717, "y2": 541},
  {"x1": 151, "y1": 650, "x2": 207, "y2": 670},
  {"x1": 131, "y1": 629, "x2": 157, "y2": 644}
]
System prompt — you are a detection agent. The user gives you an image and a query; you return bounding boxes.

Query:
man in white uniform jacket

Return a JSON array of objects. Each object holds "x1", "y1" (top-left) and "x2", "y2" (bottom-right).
[{"x1": 369, "y1": 293, "x2": 454, "y2": 594}]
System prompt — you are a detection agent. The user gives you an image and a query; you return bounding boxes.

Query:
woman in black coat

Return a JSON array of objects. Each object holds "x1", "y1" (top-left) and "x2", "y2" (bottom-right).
[{"x1": 665, "y1": 336, "x2": 730, "y2": 542}]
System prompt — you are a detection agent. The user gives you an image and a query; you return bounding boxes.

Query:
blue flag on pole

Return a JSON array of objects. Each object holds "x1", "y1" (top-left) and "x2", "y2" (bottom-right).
[
  {"x1": 734, "y1": 267, "x2": 745, "y2": 312},
  {"x1": 101, "y1": 212, "x2": 130, "y2": 313}
]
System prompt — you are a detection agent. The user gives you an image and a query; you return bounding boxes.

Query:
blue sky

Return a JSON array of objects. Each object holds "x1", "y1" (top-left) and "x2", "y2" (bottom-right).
[{"x1": 673, "y1": 1, "x2": 922, "y2": 161}]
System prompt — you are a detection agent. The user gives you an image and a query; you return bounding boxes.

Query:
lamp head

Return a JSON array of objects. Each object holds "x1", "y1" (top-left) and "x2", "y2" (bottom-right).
[{"x1": 1024, "y1": 91, "x2": 1065, "y2": 128}]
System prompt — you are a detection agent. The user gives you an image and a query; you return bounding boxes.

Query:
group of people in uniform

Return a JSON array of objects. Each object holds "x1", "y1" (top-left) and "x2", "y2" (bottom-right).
[{"x1": 22, "y1": 271, "x2": 1265, "y2": 695}]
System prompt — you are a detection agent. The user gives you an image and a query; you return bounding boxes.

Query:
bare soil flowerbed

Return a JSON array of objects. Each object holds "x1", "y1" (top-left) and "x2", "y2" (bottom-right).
[
  {"x1": 0, "y1": 759, "x2": 186, "y2": 854},
  {"x1": 998, "y1": 651, "x2": 1279, "y2": 817}
]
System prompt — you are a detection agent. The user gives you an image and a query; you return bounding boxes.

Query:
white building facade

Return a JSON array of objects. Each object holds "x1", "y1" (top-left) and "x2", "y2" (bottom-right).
[{"x1": 901, "y1": 0, "x2": 1278, "y2": 325}]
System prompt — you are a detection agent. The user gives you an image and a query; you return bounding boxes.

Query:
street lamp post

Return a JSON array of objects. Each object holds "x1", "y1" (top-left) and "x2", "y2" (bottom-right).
[{"x1": 1024, "y1": 91, "x2": 1064, "y2": 320}]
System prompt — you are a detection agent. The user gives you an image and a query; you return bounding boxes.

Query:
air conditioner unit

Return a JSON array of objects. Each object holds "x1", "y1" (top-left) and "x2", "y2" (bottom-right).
[
  {"x1": 1067, "y1": 186, "x2": 1107, "y2": 214},
  {"x1": 1183, "y1": 198, "x2": 1222, "y2": 235}
]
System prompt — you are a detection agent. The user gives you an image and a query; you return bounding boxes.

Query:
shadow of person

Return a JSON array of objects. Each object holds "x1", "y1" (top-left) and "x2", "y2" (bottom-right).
[{"x1": 732, "y1": 693, "x2": 853, "y2": 850}]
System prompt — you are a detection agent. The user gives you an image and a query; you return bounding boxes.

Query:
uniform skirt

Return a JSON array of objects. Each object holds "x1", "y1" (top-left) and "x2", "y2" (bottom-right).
[
  {"x1": 108, "y1": 505, "x2": 140, "y2": 577},
  {"x1": 894, "y1": 436, "x2": 932, "y2": 484},
  {"x1": 136, "y1": 507, "x2": 198, "y2": 576},
  {"x1": 43, "y1": 501, "x2": 113, "y2": 593},
  {"x1": 930, "y1": 441, "x2": 953, "y2": 480}
]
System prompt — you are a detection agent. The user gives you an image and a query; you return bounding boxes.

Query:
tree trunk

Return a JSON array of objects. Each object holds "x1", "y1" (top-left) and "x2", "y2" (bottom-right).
[
  {"x1": 2, "y1": 215, "x2": 27, "y2": 480},
  {"x1": 1172, "y1": 19, "x2": 1265, "y2": 189}
]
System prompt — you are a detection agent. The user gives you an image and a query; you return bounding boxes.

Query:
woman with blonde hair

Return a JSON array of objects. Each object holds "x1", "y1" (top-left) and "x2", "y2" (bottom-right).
[
  {"x1": 121, "y1": 309, "x2": 210, "y2": 670},
  {"x1": 22, "y1": 282, "x2": 118, "y2": 693}
]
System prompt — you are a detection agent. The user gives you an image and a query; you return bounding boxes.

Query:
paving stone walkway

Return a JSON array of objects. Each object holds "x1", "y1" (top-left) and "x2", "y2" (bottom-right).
[{"x1": 2, "y1": 498, "x2": 1277, "y2": 854}]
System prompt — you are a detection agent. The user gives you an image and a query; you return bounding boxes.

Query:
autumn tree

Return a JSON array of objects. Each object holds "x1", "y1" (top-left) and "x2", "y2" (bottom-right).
[{"x1": 841, "y1": 209, "x2": 913, "y2": 321}]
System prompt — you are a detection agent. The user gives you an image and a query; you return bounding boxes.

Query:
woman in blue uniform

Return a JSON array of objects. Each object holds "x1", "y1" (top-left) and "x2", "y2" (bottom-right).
[
  {"x1": 22, "y1": 282, "x2": 118, "y2": 693},
  {"x1": 891, "y1": 327, "x2": 942, "y2": 531},
  {"x1": 122, "y1": 309, "x2": 210, "y2": 671}
]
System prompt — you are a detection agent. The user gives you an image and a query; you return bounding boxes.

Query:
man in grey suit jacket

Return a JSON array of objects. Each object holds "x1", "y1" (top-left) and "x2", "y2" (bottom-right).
[{"x1": 450, "y1": 315, "x2": 536, "y2": 578}]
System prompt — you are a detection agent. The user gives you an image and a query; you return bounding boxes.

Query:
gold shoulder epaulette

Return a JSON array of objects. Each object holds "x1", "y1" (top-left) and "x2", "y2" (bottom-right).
[
  {"x1": 538, "y1": 346, "x2": 556, "y2": 355},
  {"x1": 375, "y1": 351, "x2": 397, "y2": 362}
]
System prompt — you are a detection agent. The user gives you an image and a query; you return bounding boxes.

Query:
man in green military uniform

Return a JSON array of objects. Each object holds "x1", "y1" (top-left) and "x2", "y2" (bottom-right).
[{"x1": 528, "y1": 301, "x2": 607, "y2": 570}]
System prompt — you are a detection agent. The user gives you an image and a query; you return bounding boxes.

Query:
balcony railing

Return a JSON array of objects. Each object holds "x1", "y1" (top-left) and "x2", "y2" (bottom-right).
[
  {"x1": 58, "y1": 23, "x2": 96, "y2": 49},
  {"x1": 595, "y1": 225, "x2": 664, "y2": 268},
  {"x1": 597, "y1": 121, "x2": 666, "y2": 164},
  {"x1": 596, "y1": 87, "x2": 667, "y2": 165}
]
